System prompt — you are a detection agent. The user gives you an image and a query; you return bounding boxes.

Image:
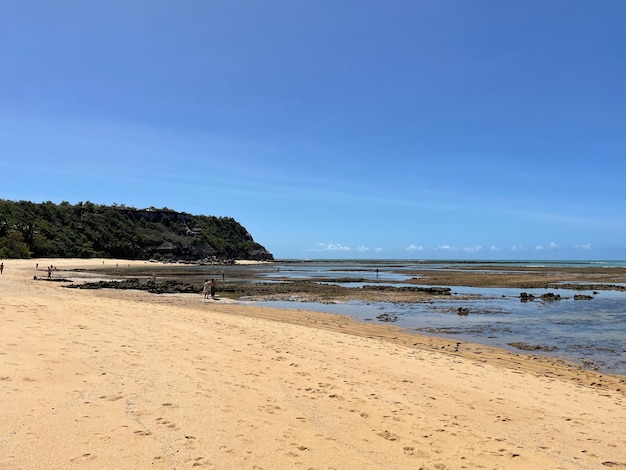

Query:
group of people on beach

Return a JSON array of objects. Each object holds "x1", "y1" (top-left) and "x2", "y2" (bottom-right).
[
  {"x1": 34, "y1": 264, "x2": 56, "y2": 279},
  {"x1": 203, "y1": 278, "x2": 217, "y2": 300}
]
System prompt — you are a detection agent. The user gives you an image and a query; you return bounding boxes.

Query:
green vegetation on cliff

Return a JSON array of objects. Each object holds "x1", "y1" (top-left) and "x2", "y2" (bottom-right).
[{"x1": 0, "y1": 200, "x2": 273, "y2": 261}]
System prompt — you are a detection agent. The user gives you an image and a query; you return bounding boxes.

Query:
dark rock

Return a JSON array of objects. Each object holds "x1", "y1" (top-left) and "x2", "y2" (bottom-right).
[
  {"x1": 376, "y1": 313, "x2": 398, "y2": 322},
  {"x1": 508, "y1": 342, "x2": 557, "y2": 352},
  {"x1": 35, "y1": 277, "x2": 73, "y2": 283},
  {"x1": 64, "y1": 278, "x2": 199, "y2": 294},
  {"x1": 541, "y1": 292, "x2": 561, "y2": 301},
  {"x1": 546, "y1": 283, "x2": 625, "y2": 292}
]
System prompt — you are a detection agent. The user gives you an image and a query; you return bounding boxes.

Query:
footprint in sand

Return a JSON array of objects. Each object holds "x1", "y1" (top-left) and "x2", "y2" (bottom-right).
[
  {"x1": 258, "y1": 404, "x2": 281, "y2": 414},
  {"x1": 70, "y1": 453, "x2": 96, "y2": 463},
  {"x1": 328, "y1": 394, "x2": 345, "y2": 401},
  {"x1": 349, "y1": 409, "x2": 369, "y2": 418},
  {"x1": 378, "y1": 430, "x2": 399, "y2": 441},
  {"x1": 155, "y1": 417, "x2": 177, "y2": 429},
  {"x1": 291, "y1": 443, "x2": 309, "y2": 452}
]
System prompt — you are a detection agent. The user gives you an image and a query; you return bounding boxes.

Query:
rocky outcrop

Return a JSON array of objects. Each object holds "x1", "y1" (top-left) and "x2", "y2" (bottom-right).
[
  {"x1": 66, "y1": 278, "x2": 199, "y2": 294},
  {"x1": 541, "y1": 293, "x2": 561, "y2": 301},
  {"x1": 121, "y1": 208, "x2": 274, "y2": 262},
  {"x1": 521, "y1": 292, "x2": 563, "y2": 301},
  {"x1": 520, "y1": 292, "x2": 535, "y2": 302},
  {"x1": 574, "y1": 294, "x2": 594, "y2": 300}
]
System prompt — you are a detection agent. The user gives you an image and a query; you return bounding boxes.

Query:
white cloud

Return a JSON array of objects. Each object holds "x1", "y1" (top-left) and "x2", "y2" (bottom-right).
[
  {"x1": 309, "y1": 243, "x2": 382, "y2": 254},
  {"x1": 490, "y1": 245, "x2": 501, "y2": 252},
  {"x1": 404, "y1": 244, "x2": 423, "y2": 252},
  {"x1": 576, "y1": 243, "x2": 592, "y2": 250},
  {"x1": 537, "y1": 242, "x2": 558, "y2": 251},
  {"x1": 512, "y1": 245, "x2": 527, "y2": 251},
  {"x1": 462, "y1": 245, "x2": 482, "y2": 253},
  {"x1": 311, "y1": 242, "x2": 351, "y2": 252},
  {"x1": 435, "y1": 245, "x2": 455, "y2": 251}
]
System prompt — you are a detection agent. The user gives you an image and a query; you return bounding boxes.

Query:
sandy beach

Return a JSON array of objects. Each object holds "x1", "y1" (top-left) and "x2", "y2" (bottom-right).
[{"x1": 1, "y1": 259, "x2": 625, "y2": 469}]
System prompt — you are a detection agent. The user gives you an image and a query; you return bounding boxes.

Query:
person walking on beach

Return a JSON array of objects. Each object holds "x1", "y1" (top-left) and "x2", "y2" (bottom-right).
[
  {"x1": 210, "y1": 278, "x2": 217, "y2": 299},
  {"x1": 0, "y1": 262, "x2": 4, "y2": 275},
  {"x1": 203, "y1": 279, "x2": 210, "y2": 300}
]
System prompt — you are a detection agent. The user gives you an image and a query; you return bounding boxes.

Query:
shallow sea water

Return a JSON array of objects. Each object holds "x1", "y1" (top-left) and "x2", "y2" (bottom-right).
[{"x1": 247, "y1": 260, "x2": 626, "y2": 375}]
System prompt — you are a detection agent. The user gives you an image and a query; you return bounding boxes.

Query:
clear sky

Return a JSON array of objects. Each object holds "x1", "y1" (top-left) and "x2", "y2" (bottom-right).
[{"x1": 2, "y1": 1, "x2": 625, "y2": 260}]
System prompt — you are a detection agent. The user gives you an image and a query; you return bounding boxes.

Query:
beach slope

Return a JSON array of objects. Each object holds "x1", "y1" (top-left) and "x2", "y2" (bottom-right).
[{"x1": 1, "y1": 259, "x2": 625, "y2": 469}]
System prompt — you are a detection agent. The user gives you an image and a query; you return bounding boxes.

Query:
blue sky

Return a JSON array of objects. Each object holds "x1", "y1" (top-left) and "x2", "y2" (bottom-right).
[{"x1": 2, "y1": 1, "x2": 625, "y2": 260}]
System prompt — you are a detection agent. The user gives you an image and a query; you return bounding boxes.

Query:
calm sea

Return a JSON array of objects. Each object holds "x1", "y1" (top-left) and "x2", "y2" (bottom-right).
[{"x1": 239, "y1": 260, "x2": 626, "y2": 375}]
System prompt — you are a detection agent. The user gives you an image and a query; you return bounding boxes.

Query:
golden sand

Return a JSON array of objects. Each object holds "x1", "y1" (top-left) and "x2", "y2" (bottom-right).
[{"x1": 1, "y1": 259, "x2": 625, "y2": 469}]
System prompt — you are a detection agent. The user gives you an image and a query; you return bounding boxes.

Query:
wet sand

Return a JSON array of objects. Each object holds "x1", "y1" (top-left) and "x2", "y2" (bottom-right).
[{"x1": 1, "y1": 259, "x2": 625, "y2": 469}]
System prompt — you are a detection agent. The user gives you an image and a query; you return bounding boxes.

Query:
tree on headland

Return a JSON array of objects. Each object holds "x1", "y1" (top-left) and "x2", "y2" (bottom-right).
[
  {"x1": 0, "y1": 229, "x2": 30, "y2": 258},
  {"x1": 0, "y1": 199, "x2": 273, "y2": 261}
]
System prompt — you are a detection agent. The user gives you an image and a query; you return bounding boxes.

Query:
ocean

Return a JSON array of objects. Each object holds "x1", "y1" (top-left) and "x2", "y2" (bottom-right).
[{"x1": 239, "y1": 260, "x2": 626, "y2": 375}]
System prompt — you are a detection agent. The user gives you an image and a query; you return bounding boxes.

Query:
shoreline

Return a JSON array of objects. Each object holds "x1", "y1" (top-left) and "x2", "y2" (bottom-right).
[
  {"x1": 60, "y1": 257, "x2": 626, "y2": 375},
  {"x1": 2, "y1": 258, "x2": 626, "y2": 468},
  {"x1": 21, "y1": 259, "x2": 626, "y2": 382}
]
